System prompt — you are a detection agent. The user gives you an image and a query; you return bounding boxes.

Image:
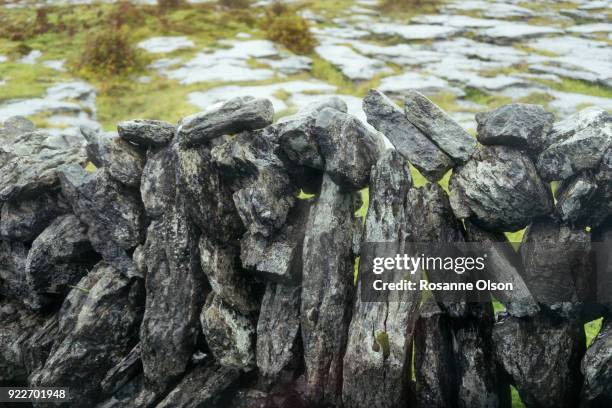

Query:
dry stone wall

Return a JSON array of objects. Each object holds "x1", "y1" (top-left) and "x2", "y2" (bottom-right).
[{"x1": 0, "y1": 89, "x2": 611, "y2": 408}]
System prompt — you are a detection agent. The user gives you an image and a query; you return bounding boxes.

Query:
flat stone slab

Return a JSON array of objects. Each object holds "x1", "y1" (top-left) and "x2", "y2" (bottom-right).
[
  {"x1": 315, "y1": 45, "x2": 392, "y2": 81},
  {"x1": 412, "y1": 14, "x2": 502, "y2": 28},
  {"x1": 137, "y1": 36, "x2": 194, "y2": 53},
  {"x1": 364, "y1": 23, "x2": 460, "y2": 40},
  {"x1": 478, "y1": 23, "x2": 563, "y2": 44},
  {"x1": 568, "y1": 23, "x2": 612, "y2": 34},
  {"x1": 379, "y1": 72, "x2": 465, "y2": 97},
  {"x1": 444, "y1": 1, "x2": 535, "y2": 19}
]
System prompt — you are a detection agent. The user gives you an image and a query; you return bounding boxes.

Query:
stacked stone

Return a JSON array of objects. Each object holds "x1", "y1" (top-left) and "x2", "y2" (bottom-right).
[{"x1": 0, "y1": 88, "x2": 610, "y2": 407}]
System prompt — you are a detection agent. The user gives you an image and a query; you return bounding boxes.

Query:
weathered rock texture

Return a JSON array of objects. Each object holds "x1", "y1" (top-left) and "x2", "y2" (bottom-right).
[{"x1": 0, "y1": 94, "x2": 609, "y2": 408}]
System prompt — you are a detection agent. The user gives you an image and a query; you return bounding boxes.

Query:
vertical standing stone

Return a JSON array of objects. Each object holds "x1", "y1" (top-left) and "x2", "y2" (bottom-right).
[
  {"x1": 301, "y1": 174, "x2": 355, "y2": 406},
  {"x1": 343, "y1": 150, "x2": 421, "y2": 408}
]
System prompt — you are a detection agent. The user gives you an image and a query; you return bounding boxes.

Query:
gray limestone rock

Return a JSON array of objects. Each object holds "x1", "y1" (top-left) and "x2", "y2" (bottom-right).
[
  {"x1": 199, "y1": 235, "x2": 259, "y2": 316},
  {"x1": 0, "y1": 125, "x2": 86, "y2": 201},
  {"x1": 464, "y1": 222, "x2": 539, "y2": 318},
  {"x1": 140, "y1": 197, "x2": 204, "y2": 391},
  {"x1": 314, "y1": 107, "x2": 384, "y2": 189},
  {"x1": 0, "y1": 239, "x2": 29, "y2": 302},
  {"x1": 343, "y1": 150, "x2": 421, "y2": 408},
  {"x1": 178, "y1": 96, "x2": 274, "y2": 145},
  {"x1": 30, "y1": 262, "x2": 144, "y2": 406},
  {"x1": 555, "y1": 148, "x2": 612, "y2": 228},
  {"x1": 581, "y1": 320, "x2": 612, "y2": 408},
  {"x1": 240, "y1": 200, "x2": 311, "y2": 283},
  {"x1": 493, "y1": 312, "x2": 585, "y2": 408},
  {"x1": 25, "y1": 214, "x2": 98, "y2": 309},
  {"x1": 476, "y1": 103, "x2": 554, "y2": 154},
  {"x1": 520, "y1": 216, "x2": 594, "y2": 318},
  {"x1": 537, "y1": 107, "x2": 612, "y2": 181},
  {"x1": 404, "y1": 90, "x2": 477, "y2": 163},
  {"x1": 256, "y1": 282, "x2": 302, "y2": 386},
  {"x1": 301, "y1": 174, "x2": 355, "y2": 407},
  {"x1": 82, "y1": 128, "x2": 146, "y2": 188},
  {"x1": 117, "y1": 119, "x2": 175, "y2": 148},
  {"x1": 200, "y1": 293, "x2": 256, "y2": 371},
  {"x1": 0, "y1": 192, "x2": 69, "y2": 242},
  {"x1": 449, "y1": 146, "x2": 553, "y2": 232},
  {"x1": 414, "y1": 300, "x2": 458, "y2": 408},
  {"x1": 363, "y1": 89, "x2": 453, "y2": 181},
  {"x1": 59, "y1": 165, "x2": 145, "y2": 277},
  {"x1": 271, "y1": 96, "x2": 347, "y2": 169},
  {"x1": 140, "y1": 144, "x2": 177, "y2": 219},
  {"x1": 101, "y1": 343, "x2": 143, "y2": 397}
]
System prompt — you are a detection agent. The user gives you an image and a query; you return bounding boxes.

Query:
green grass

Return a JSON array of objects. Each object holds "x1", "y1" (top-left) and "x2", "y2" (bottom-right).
[
  {"x1": 512, "y1": 386, "x2": 526, "y2": 408},
  {"x1": 0, "y1": 63, "x2": 68, "y2": 103},
  {"x1": 585, "y1": 318, "x2": 603, "y2": 348},
  {"x1": 464, "y1": 87, "x2": 512, "y2": 110},
  {"x1": 537, "y1": 77, "x2": 612, "y2": 99}
]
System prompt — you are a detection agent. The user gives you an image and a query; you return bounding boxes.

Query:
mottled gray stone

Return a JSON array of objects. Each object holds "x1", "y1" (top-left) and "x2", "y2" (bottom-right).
[
  {"x1": 476, "y1": 103, "x2": 554, "y2": 154},
  {"x1": 155, "y1": 360, "x2": 240, "y2": 408},
  {"x1": 82, "y1": 128, "x2": 146, "y2": 188},
  {"x1": 30, "y1": 262, "x2": 143, "y2": 406},
  {"x1": 25, "y1": 214, "x2": 98, "y2": 309},
  {"x1": 301, "y1": 174, "x2": 355, "y2": 407},
  {"x1": 240, "y1": 200, "x2": 310, "y2": 283},
  {"x1": 465, "y1": 222, "x2": 539, "y2": 318},
  {"x1": 414, "y1": 300, "x2": 457, "y2": 408},
  {"x1": 140, "y1": 197, "x2": 204, "y2": 391},
  {"x1": 343, "y1": 150, "x2": 421, "y2": 408},
  {"x1": 271, "y1": 96, "x2": 347, "y2": 169},
  {"x1": 450, "y1": 146, "x2": 553, "y2": 232},
  {"x1": 0, "y1": 124, "x2": 86, "y2": 201},
  {"x1": 520, "y1": 216, "x2": 594, "y2": 318},
  {"x1": 314, "y1": 107, "x2": 384, "y2": 189},
  {"x1": 199, "y1": 235, "x2": 259, "y2": 316},
  {"x1": 140, "y1": 145, "x2": 177, "y2": 219},
  {"x1": 555, "y1": 148, "x2": 612, "y2": 228},
  {"x1": 537, "y1": 107, "x2": 612, "y2": 181},
  {"x1": 363, "y1": 89, "x2": 453, "y2": 182},
  {"x1": 581, "y1": 320, "x2": 612, "y2": 408},
  {"x1": 178, "y1": 96, "x2": 274, "y2": 145},
  {"x1": 117, "y1": 119, "x2": 175, "y2": 148},
  {"x1": 494, "y1": 312, "x2": 585, "y2": 408},
  {"x1": 200, "y1": 293, "x2": 256, "y2": 371},
  {"x1": 0, "y1": 192, "x2": 69, "y2": 242},
  {"x1": 59, "y1": 165, "x2": 144, "y2": 277},
  {"x1": 256, "y1": 282, "x2": 302, "y2": 385},
  {"x1": 0, "y1": 239, "x2": 29, "y2": 302},
  {"x1": 404, "y1": 90, "x2": 477, "y2": 163},
  {"x1": 101, "y1": 343, "x2": 143, "y2": 396}
]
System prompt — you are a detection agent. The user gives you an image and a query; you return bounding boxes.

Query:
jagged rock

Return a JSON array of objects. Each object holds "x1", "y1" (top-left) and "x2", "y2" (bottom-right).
[
  {"x1": 0, "y1": 300, "x2": 58, "y2": 384},
  {"x1": 301, "y1": 174, "x2": 355, "y2": 407},
  {"x1": 155, "y1": 360, "x2": 240, "y2": 408},
  {"x1": 212, "y1": 131, "x2": 296, "y2": 237},
  {"x1": 199, "y1": 235, "x2": 259, "y2": 316},
  {"x1": 581, "y1": 320, "x2": 612, "y2": 408},
  {"x1": 117, "y1": 119, "x2": 175, "y2": 148},
  {"x1": 59, "y1": 165, "x2": 144, "y2": 277},
  {"x1": 178, "y1": 96, "x2": 274, "y2": 145},
  {"x1": 200, "y1": 293, "x2": 256, "y2": 371},
  {"x1": 313, "y1": 107, "x2": 384, "y2": 189},
  {"x1": 404, "y1": 90, "x2": 477, "y2": 163},
  {"x1": 593, "y1": 218, "x2": 612, "y2": 312},
  {"x1": 101, "y1": 344, "x2": 143, "y2": 396},
  {"x1": 176, "y1": 143, "x2": 245, "y2": 243},
  {"x1": 0, "y1": 124, "x2": 86, "y2": 201},
  {"x1": 240, "y1": 200, "x2": 310, "y2": 283},
  {"x1": 140, "y1": 144, "x2": 176, "y2": 219},
  {"x1": 257, "y1": 282, "x2": 302, "y2": 386},
  {"x1": 414, "y1": 300, "x2": 457, "y2": 408},
  {"x1": 537, "y1": 107, "x2": 612, "y2": 181},
  {"x1": 0, "y1": 239, "x2": 29, "y2": 302},
  {"x1": 228, "y1": 384, "x2": 309, "y2": 408},
  {"x1": 30, "y1": 262, "x2": 144, "y2": 406},
  {"x1": 475, "y1": 103, "x2": 554, "y2": 154},
  {"x1": 132, "y1": 245, "x2": 146, "y2": 279},
  {"x1": 449, "y1": 146, "x2": 553, "y2": 231},
  {"x1": 520, "y1": 216, "x2": 594, "y2": 318},
  {"x1": 454, "y1": 311, "x2": 511, "y2": 408},
  {"x1": 140, "y1": 197, "x2": 204, "y2": 391},
  {"x1": 97, "y1": 374, "x2": 145, "y2": 408},
  {"x1": 556, "y1": 148, "x2": 612, "y2": 228},
  {"x1": 0, "y1": 116, "x2": 35, "y2": 136},
  {"x1": 494, "y1": 312, "x2": 585, "y2": 408},
  {"x1": 363, "y1": 89, "x2": 453, "y2": 181},
  {"x1": 24, "y1": 214, "x2": 98, "y2": 309},
  {"x1": 465, "y1": 222, "x2": 539, "y2": 318},
  {"x1": 343, "y1": 150, "x2": 421, "y2": 408},
  {"x1": 82, "y1": 128, "x2": 146, "y2": 188},
  {"x1": 270, "y1": 96, "x2": 347, "y2": 169},
  {"x1": 0, "y1": 192, "x2": 69, "y2": 242}
]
